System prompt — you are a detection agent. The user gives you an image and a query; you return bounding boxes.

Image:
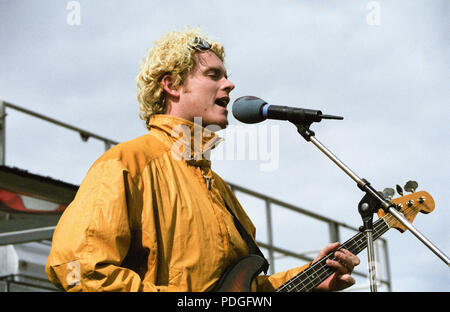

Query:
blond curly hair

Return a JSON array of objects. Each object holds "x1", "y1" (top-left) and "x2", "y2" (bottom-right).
[{"x1": 136, "y1": 27, "x2": 225, "y2": 129}]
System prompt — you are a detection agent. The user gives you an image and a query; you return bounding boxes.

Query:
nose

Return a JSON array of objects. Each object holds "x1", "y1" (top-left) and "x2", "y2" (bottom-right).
[{"x1": 222, "y1": 77, "x2": 235, "y2": 94}]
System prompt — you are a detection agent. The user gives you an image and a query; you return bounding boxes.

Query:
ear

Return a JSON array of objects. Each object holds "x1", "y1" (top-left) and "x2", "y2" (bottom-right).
[{"x1": 161, "y1": 74, "x2": 180, "y2": 99}]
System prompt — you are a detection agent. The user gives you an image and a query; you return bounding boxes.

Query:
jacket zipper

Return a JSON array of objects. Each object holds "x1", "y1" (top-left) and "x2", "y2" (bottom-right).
[{"x1": 201, "y1": 167, "x2": 212, "y2": 190}]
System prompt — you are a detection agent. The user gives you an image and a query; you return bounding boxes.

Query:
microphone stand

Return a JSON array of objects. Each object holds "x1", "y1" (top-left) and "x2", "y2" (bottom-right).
[{"x1": 294, "y1": 121, "x2": 450, "y2": 292}]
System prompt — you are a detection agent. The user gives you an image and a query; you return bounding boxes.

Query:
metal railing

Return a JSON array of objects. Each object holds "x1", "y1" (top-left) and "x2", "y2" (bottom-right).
[
  {"x1": 0, "y1": 274, "x2": 60, "y2": 292},
  {"x1": 0, "y1": 100, "x2": 392, "y2": 291},
  {"x1": 0, "y1": 101, "x2": 118, "y2": 165}
]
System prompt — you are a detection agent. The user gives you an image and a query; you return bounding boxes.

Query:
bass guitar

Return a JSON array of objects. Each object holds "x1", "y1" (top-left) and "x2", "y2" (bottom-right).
[{"x1": 212, "y1": 189, "x2": 435, "y2": 292}]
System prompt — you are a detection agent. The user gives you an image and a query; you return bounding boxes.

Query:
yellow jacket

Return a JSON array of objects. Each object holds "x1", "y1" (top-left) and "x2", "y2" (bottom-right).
[{"x1": 46, "y1": 114, "x2": 309, "y2": 292}]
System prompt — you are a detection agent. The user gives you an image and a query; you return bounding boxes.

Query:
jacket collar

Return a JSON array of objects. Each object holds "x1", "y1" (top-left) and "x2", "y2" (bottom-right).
[{"x1": 148, "y1": 114, "x2": 223, "y2": 166}]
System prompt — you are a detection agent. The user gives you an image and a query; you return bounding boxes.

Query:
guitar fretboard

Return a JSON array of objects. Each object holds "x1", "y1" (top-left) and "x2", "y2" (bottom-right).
[{"x1": 276, "y1": 216, "x2": 390, "y2": 292}]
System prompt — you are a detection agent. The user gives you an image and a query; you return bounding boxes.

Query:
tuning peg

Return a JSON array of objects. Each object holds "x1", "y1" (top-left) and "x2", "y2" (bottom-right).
[
  {"x1": 396, "y1": 184, "x2": 404, "y2": 196},
  {"x1": 382, "y1": 188, "x2": 395, "y2": 200},
  {"x1": 404, "y1": 180, "x2": 418, "y2": 193}
]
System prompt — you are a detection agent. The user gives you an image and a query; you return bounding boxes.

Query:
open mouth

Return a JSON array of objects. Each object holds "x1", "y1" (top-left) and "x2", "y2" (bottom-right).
[{"x1": 215, "y1": 97, "x2": 229, "y2": 108}]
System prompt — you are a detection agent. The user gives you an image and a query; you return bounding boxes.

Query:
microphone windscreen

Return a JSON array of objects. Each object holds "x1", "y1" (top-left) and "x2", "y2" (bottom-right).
[{"x1": 232, "y1": 96, "x2": 267, "y2": 124}]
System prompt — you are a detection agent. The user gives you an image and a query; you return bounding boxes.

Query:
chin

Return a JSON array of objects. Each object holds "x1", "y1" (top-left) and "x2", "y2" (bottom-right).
[
  {"x1": 204, "y1": 119, "x2": 228, "y2": 131},
  {"x1": 216, "y1": 116, "x2": 229, "y2": 129},
  {"x1": 218, "y1": 123, "x2": 228, "y2": 130}
]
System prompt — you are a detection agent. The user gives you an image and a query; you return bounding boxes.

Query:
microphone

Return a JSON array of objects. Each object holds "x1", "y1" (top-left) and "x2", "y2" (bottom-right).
[{"x1": 232, "y1": 96, "x2": 343, "y2": 124}]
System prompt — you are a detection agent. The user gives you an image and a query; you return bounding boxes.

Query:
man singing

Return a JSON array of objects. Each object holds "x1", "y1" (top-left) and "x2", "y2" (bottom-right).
[{"x1": 46, "y1": 27, "x2": 359, "y2": 292}]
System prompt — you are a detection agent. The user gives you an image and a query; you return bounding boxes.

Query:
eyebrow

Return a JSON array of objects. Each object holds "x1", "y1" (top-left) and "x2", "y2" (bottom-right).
[{"x1": 204, "y1": 66, "x2": 228, "y2": 79}]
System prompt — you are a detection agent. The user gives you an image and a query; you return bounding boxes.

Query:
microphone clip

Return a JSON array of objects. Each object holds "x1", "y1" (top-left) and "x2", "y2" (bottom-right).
[
  {"x1": 295, "y1": 122, "x2": 316, "y2": 142},
  {"x1": 293, "y1": 113, "x2": 343, "y2": 142}
]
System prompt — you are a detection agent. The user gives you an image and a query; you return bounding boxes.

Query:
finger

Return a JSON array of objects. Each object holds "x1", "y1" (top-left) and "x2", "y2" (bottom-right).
[
  {"x1": 333, "y1": 251, "x2": 353, "y2": 272},
  {"x1": 326, "y1": 258, "x2": 349, "y2": 274},
  {"x1": 338, "y1": 274, "x2": 355, "y2": 287},
  {"x1": 339, "y1": 248, "x2": 358, "y2": 259},
  {"x1": 335, "y1": 249, "x2": 361, "y2": 269},
  {"x1": 334, "y1": 250, "x2": 359, "y2": 264},
  {"x1": 313, "y1": 242, "x2": 340, "y2": 263}
]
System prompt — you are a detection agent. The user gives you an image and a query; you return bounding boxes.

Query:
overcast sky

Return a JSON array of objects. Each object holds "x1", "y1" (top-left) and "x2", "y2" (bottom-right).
[{"x1": 0, "y1": 0, "x2": 449, "y2": 291}]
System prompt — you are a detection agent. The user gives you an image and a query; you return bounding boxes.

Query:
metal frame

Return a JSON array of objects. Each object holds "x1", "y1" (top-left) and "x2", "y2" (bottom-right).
[
  {"x1": 0, "y1": 101, "x2": 118, "y2": 166},
  {"x1": 0, "y1": 101, "x2": 392, "y2": 291},
  {"x1": 0, "y1": 101, "x2": 6, "y2": 165},
  {"x1": 0, "y1": 226, "x2": 55, "y2": 246},
  {"x1": 0, "y1": 273, "x2": 60, "y2": 292}
]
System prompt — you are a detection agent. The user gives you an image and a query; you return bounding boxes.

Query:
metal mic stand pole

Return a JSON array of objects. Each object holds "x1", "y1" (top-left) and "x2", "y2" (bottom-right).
[
  {"x1": 358, "y1": 193, "x2": 379, "y2": 291},
  {"x1": 295, "y1": 123, "x2": 450, "y2": 291}
]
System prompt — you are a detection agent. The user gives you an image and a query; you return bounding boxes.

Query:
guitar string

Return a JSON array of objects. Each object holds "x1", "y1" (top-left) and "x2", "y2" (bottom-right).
[
  {"x1": 289, "y1": 207, "x2": 419, "y2": 292},
  {"x1": 280, "y1": 217, "x2": 388, "y2": 292},
  {"x1": 293, "y1": 220, "x2": 387, "y2": 292},
  {"x1": 277, "y1": 205, "x2": 419, "y2": 292},
  {"x1": 278, "y1": 219, "x2": 387, "y2": 292},
  {"x1": 280, "y1": 218, "x2": 386, "y2": 292},
  {"x1": 298, "y1": 206, "x2": 419, "y2": 291}
]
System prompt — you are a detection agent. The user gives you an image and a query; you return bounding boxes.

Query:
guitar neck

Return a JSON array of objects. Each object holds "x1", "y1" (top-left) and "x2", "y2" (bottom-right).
[{"x1": 276, "y1": 216, "x2": 390, "y2": 292}]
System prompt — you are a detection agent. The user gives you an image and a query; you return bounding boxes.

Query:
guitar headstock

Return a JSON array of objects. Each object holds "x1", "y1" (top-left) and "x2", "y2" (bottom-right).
[{"x1": 377, "y1": 181, "x2": 435, "y2": 232}]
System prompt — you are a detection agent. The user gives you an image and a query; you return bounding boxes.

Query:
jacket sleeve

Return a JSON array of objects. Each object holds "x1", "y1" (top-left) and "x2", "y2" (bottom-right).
[{"x1": 45, "y1": 158, "x2": 158, "y2": 292}]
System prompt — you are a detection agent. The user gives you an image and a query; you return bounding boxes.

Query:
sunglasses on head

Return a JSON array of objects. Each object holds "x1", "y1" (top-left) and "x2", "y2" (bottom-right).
[{"x1": 191, "y1": 37, "x2": 211, "y2": 51}]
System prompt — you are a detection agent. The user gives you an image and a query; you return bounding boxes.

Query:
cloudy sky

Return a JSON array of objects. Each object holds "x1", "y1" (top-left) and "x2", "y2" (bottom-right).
[{"x1": 0, "y1": 0, "x2": 449, "y2": 291}]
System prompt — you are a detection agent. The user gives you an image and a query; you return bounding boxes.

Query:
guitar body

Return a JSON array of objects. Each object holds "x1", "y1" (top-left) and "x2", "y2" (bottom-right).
[{"x1": 211, "y1": 255, "x2": 266, "y2": 292}]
